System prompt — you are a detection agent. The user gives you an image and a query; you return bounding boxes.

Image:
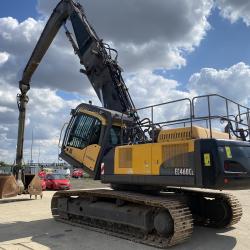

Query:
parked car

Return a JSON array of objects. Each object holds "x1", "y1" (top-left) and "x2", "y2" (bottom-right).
[
  {"x1": 40, "y1": 177, "x2": 46, "y2": 191},
  {"x1": 38, "y1": 170, "x2": 46, "y2": 179},
  {"x1": 71, "y1": 168, "x2": 83, "y2": 178},
  {"x1": 53, "y1": 167, "x2": 71, "y2": 178},
  {"x1": 38, "y1": 170, "x2": 47, "y2": 190},
  {"x1": 45, "y1": 174, "x2": 71, "y2": 190}
]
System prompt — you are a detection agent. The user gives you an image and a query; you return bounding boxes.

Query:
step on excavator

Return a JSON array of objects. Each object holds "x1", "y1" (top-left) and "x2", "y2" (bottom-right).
[{"x1": 10, "y1": 0, "x2": 250, "y2": 247}]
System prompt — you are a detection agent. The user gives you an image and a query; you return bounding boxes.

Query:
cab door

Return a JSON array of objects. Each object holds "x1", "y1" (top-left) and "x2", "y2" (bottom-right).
[
  {"x1": 63, "y1": 112, "x2": 103, "y2": 172},
  {"x1": 83, "y1": 119, "x2": 102, "y2": 171}
]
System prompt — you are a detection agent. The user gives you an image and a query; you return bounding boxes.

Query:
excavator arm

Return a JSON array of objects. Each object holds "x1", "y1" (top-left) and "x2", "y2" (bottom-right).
[
  {"x1": 17, "y1": 0, "x2": 139, "y2": 167},
  {"x1": 19, "y1": 0, "x2": 136, "y2": 113},
  {"x1": 19, "y1": 0, "x2": 70, "y2": 94}
]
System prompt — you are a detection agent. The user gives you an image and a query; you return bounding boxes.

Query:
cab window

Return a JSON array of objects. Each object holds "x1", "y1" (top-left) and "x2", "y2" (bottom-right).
[
  {"x1": 67, "y1": 114, "x2": 101, "y2": 149},
  {"x1": 109, "y1": 126, "x2": 121, "y2": 146}
]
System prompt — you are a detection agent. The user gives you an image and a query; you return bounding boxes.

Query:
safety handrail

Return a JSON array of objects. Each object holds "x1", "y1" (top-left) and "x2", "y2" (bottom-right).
[{"x1": 135, "y1": 94, "x2": 250, "y2": 141}]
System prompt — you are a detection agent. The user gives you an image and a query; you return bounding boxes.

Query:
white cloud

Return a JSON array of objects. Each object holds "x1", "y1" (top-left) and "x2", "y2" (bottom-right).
[
  {"x1": 126, "y1": 71, "x2": 195, "y2": 127},
  {"x1": 1, "y1": 61, "x2": 250, "y2": 163},
  {"x1": 1, "y1": 0, "x2": 250, "y2": 163},
  {"x1": 189, "y1": 62, "x2": 250, "y2": 105},
  {"x1": 188, "y1": 62, "x2": 250, "y2": 132},
  {"x1": 0, "y1": 0, "x2": 214, "y2": 162},
  {"x1": 112, "y1": 41, "x2": 186, "y2": 72},
  {"x1": 126, "y1": 70, "x2": 189, "y2": 107},
  {"x1": 37, "y1": 0, "x2": 213, "y2": 71},
  {"x1": 0, "y1": 17, "x2": 91, "y2": 94},
  {"x1": 216, "y1": 0, "x2": 250, "y2": 26},
  {"x1": 0, "y1": 52, "x2": 9, "y2": 65},
  {"x1": 0, "y1": 80, "x2": 87, "y2": 163},
  {"x1": 0, "y1": 0, "x2": 214, "y2": 95}
]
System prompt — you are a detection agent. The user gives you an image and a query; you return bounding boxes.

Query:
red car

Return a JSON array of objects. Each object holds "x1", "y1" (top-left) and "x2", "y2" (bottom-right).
[
  {"x1": 40, "y1": 177, "x2": 46, "y2": 191},
  {"x1": 38, "y1": 170, "x2": 46, "y2": 179},
  {"x1": 45, "y1": 174, "x2": 71, "y2": 190},
  {"x1": 38, "y1": 171, "x2": 47, "y2": 190},
  {"x1": 71, "y1": 168, "x2": 83, "y2": 178}
]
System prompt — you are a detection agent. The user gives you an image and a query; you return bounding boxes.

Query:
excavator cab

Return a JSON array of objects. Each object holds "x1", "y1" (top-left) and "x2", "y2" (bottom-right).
[{"x1": 60, "y1": 103, "x2": 133, "y2": 180}]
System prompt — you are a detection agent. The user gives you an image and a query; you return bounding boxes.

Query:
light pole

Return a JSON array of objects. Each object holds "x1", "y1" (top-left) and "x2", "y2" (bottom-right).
[{"x1": 30, "y1": 128, "x2": 34, "y2": 165}]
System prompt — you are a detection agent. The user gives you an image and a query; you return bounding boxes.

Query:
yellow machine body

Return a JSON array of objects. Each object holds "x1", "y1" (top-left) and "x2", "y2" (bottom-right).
[
  {"x1": 114, "y1": 126, "x2": 230, "y2": 176},
  {"x1": 114, "y1": 140, "x2": 195, "y2": 175},
  {"x1": 64, "y1": 144, "x2": 101, "y2": 171}
]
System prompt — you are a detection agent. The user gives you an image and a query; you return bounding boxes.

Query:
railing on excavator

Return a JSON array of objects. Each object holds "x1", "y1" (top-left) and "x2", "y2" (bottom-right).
[{"x1": 133, "y1": 94, "x2": 250, "y2": 142}]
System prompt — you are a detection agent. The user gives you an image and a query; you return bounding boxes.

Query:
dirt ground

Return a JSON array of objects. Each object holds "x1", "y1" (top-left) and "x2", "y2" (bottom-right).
[{"x1": 0, "y1": 178, "x2": 250, "y2": 250}]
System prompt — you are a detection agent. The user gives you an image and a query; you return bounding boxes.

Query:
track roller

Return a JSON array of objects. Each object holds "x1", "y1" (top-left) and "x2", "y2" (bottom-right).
[
  {"x1": 51, "y1": 189, "x2": 193, "y2": 248},
  {"x1": 166, "y1": 188, "x2": 243, "y2": 228}
]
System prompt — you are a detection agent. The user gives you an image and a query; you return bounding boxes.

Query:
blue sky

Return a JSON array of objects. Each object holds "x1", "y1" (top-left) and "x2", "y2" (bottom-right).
[
  {"x1": 1, "y1": 1, "x2": 250, "y2": 88},
  {"x1": 0, "y1": 0, "x2": 38, "y2": 21},
  {"x1": 1, "y1": 0, "x2": 250, "y2": 162},
  {"x1": 157, "y1": 8, "x2": 250, "y2": 87}
]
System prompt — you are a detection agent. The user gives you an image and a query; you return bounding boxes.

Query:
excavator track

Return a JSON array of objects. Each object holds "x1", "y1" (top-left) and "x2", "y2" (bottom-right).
[
  {"x1": 222, "y1": 193, "x2": 243, "y2": 227},
  {"x1": 194, "y1": 191, "x2": 242, "y2": 228},
  {"x1": 51, "y1": 189, "x2": 193, "y2": 248},
  {"x1": 165, "y1": 188, "x2": 242, "y2": 228}
]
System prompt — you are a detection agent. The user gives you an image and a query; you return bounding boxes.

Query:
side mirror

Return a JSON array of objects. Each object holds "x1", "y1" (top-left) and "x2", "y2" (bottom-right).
[{"x1": 71, "y1": 108, "x2": 77, "y2": 116}]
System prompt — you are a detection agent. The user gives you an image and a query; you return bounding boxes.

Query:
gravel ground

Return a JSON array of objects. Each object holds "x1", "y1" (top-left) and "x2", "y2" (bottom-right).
[{"x1": 0, "y1": 178, "x2": 250, "y2": 250}]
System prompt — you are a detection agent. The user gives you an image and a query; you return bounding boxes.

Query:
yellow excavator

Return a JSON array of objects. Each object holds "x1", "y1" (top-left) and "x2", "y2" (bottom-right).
[{"x1": 6, "y1": 0, "x2": 250, "y2": 247}]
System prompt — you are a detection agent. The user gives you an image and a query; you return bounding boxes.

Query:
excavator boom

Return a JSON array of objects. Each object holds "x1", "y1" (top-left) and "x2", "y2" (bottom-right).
[
  {"x1": 2, "y1": 0, "x2": 139, "y2": 200},
  {"x1": 19, "y1": 0, "x2": 137, "y2": 114},
  {"x1": 16, "y1": 0, "x2": 139, "y2": 171}
]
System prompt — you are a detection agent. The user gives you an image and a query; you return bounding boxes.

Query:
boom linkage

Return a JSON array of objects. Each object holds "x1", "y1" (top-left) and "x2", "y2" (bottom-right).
[{"x1": 19, "y1": 0, "x2": 138, "y2": 116}]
